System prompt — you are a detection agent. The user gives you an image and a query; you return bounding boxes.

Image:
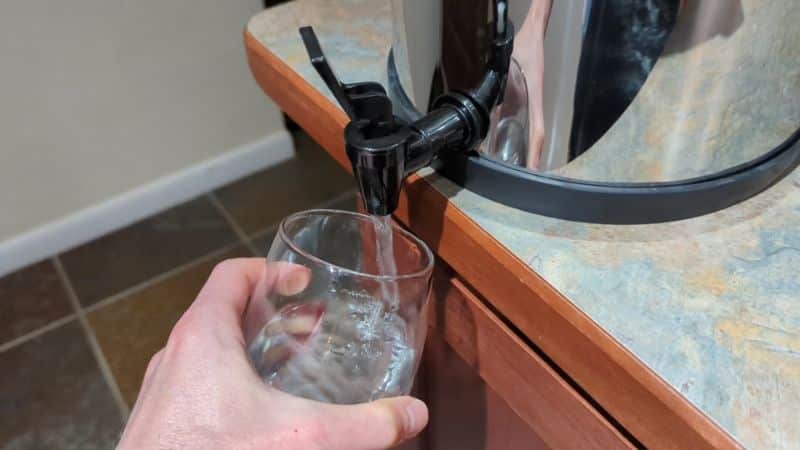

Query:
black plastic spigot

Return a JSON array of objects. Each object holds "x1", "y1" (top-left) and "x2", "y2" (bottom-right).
[
  {"x1": 299, "y1": 11, "x2": 514, "y2": 216},
  {"x1": 300, "y1": 26, "x2": 409, "y2": 215}
]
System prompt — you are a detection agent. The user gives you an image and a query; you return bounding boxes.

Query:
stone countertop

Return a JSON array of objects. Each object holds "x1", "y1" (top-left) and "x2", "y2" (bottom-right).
[{"x1": 248, "y1": 2, "x2": 800, "y2": 448}]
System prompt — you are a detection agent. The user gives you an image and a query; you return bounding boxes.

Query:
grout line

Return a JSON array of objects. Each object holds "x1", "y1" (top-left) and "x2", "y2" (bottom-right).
[
  {"x1": 0, "y1": 314, "x2": 77, "y2": 353},
  {"x1": 52, "y1": 256, "x2": 131, "y2": 421},
  {"x1": 0, "y1": 202, "x2": 257, "y2": 354},
  {"x1": 245, "y1": 189, "x2": 359, "y2": 244},
  {"x1": 83, "y1": 243, "x2": 242, "y2": 315},
  {"x1": 249, "y1": 222, "x2": 279, "y2": 243},
  {"x1": 207, "y1": 193, "x2": 260, "y2": 256}
]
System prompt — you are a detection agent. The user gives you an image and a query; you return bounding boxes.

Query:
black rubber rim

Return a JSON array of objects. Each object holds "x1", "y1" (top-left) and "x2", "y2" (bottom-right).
[{"x1": 388, "y1": 51, "x2": 800, "y2": 224}]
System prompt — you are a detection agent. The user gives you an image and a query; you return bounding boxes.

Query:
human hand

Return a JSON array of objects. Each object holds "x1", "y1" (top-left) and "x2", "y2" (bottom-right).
[{"x1": 117, "y1": 258, "x2": 428, "y2": 450}]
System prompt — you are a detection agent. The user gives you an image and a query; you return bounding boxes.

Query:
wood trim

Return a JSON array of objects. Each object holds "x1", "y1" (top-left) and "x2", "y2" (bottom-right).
[
  {"x1": 430, "y1": 265, "x2": 634, "y2": 449},
  {"x1": 245, "y1": 30, "x2": 740, "y2": 450}
]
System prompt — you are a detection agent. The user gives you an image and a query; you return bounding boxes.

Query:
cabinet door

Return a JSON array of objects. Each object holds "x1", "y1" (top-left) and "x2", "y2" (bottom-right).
[
  {"x1": 424, "y1": 268, "x2": 633, "y2": 450},
  {"x1": 426, "y1": 332, "x2": 550, "y2": 450}
]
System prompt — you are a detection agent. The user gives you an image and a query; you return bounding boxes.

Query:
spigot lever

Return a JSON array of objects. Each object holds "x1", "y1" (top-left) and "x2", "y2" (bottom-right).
[
  {"x1": 297, "y1": 6, "x2": 514, "y2": 217},
  {"x1": 300, "y1": 26, "x2": 394, "y2": 125}
]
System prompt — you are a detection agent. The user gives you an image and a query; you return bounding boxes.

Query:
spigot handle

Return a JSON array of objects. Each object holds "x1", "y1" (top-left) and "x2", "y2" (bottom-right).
[
  {"x1": 299, "y1": 26, "x2": 357, "y2": 119},
  {"x1": 300, "y1": 26, "x2": 395, "y2": 125}
]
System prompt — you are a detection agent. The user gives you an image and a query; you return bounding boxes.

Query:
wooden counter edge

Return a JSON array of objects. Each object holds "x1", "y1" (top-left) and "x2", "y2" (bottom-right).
[{"x1": 244, "y1": 30, "x2": 740, "y2": 450}]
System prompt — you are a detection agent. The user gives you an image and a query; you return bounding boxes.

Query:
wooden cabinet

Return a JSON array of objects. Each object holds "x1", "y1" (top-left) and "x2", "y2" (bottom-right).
[
  {"x1": 425, "y1": 332, "x2": 550, "y2": 450},
  {"x1": 414, "y1": 267, "x2": 633, "y2": 450}
]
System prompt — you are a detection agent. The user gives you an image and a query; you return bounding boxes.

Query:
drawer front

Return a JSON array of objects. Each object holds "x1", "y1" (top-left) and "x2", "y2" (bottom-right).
[
  {"x1": 425, "y1": 332, "x2": 551, "y2": 450},
  {"x1": 427, "y1": 268, "x2": 633, "y2": 450}
]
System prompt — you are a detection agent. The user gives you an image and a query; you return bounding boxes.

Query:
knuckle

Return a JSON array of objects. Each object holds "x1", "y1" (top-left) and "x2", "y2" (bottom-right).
[
  {"x1": 210, "y1": 258, "x2": 242, "y2": 279},
  {"x1": 143, "y1": 348, "x2": 164, "y2": 379},
  {"x1": 146, "y1": 348, "x2": 164, "y2": 369},
  {"x1": 166, "y1": 316, "x2": 204, "y2": 351}
]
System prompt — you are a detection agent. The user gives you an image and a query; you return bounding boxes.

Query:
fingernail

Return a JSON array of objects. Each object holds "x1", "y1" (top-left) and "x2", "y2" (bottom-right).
[
  {"x1": 403, "y1": 398, "x2": 428, "y2": 438},
  {"x1": 281, "y1": 269, "x2": 309, "y2": 296}
]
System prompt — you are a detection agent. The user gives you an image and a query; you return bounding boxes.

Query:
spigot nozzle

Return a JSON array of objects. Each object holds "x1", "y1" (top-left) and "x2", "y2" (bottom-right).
[{"x1": 345, "y1": 121, "x2": 409, "y2": 216}]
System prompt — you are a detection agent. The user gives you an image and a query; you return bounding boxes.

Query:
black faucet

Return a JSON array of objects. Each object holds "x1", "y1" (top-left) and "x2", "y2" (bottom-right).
[{"x1": 299, "y1": 0, "x2": 514, "y2": 216}]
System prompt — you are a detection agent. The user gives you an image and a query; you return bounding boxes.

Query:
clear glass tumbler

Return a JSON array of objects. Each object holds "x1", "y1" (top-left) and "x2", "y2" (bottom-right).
[{"x1": 244, "y1": 209, "x2": 434, "y2": 404}]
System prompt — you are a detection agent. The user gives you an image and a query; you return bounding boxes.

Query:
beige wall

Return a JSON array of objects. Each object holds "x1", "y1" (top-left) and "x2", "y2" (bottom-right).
[{"x1": 0, "y1": 0, "x2": 285, "y2": 244}]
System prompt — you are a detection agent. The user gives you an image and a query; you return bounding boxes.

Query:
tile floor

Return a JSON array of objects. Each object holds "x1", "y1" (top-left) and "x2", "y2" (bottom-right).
[{"x1": 0, "y1": 131, "x2": 358, "y2": 449}]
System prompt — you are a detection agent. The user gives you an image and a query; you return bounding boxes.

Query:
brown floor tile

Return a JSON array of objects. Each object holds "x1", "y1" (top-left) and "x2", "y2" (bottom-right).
[
  {"x1": 87, "y1": 246, "x2": 252, "y2": 407},
  {"x1": 248, "y1": 192, "x2": 359, "y2": 257},
  {"x1": 0, "y1": 321, "x2": 122, "y2": 449},
  {"x1": 60, "y1": 197, "x2": 238, "y2": 306},
  {"x1": 327, "y1": 191, "x2": 360, "y2": 212},
  {"x1": 250, "y1": 230, "x2": 278, "y2": 257},
  {"x1": 215, "y1": 131, "x2": 353, "y2": 235},
  {"x1": 0, "y1": 260, "x2": 73, "y2": 345}
]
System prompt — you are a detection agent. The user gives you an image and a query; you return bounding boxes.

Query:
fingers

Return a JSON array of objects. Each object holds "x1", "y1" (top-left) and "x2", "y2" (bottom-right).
[
  {"x1": 188, "y1": 258, "x2": 265, "y2": 319},
  {"x1": 181, "y1": 258, "x2": 311, "y2": 344},
  {"x1": 252, "y1": 260, "x2": 313, "y2": 301},
  {"x1": 243, "y1": 261, "x2": 313, "y2": 342},
  {"x1": 318, "y1": 397, "x2": 428, "y2": 450},
  {"x1": 273, "y1": 262, "x2": 312, "y2": 296}
]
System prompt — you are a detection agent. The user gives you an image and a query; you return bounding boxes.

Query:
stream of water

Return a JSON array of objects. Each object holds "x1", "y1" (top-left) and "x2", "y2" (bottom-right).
[{"x1": 247, "y1": 215, "x2": 414, "y2": 404}]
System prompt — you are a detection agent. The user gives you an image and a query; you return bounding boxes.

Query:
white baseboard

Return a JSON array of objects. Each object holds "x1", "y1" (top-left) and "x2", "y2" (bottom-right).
[{"x1": 0, "y1": 130, "x2": 294, "y2": 277}]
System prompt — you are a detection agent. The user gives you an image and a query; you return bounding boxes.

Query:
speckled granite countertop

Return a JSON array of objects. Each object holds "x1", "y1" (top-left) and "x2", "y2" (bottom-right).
[{"x1": 248, "y1": 2, "x2": 800, "y2": 448}]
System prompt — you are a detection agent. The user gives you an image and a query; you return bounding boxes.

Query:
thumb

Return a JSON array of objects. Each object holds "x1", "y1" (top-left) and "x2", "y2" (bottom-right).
[{"x1": 320, "y1": 397, "x2": 428, "y2": 450}]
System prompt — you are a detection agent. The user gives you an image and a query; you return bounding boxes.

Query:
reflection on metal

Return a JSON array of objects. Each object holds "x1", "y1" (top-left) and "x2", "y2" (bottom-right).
[
  {"x1": 540, "y1": 0, "x2": 586, "y2": 171},
  {"x1": 390, "y1": 0, "x2": 800, "y2": 183},
  {"x1": 480, "y1": 59, "x2": 529, "y2": 167}
]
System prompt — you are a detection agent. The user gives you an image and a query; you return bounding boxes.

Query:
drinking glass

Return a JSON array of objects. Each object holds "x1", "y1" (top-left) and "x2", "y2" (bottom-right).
[{"x1": 244, "y1": 209, "x2": 434, "y2": 404}]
